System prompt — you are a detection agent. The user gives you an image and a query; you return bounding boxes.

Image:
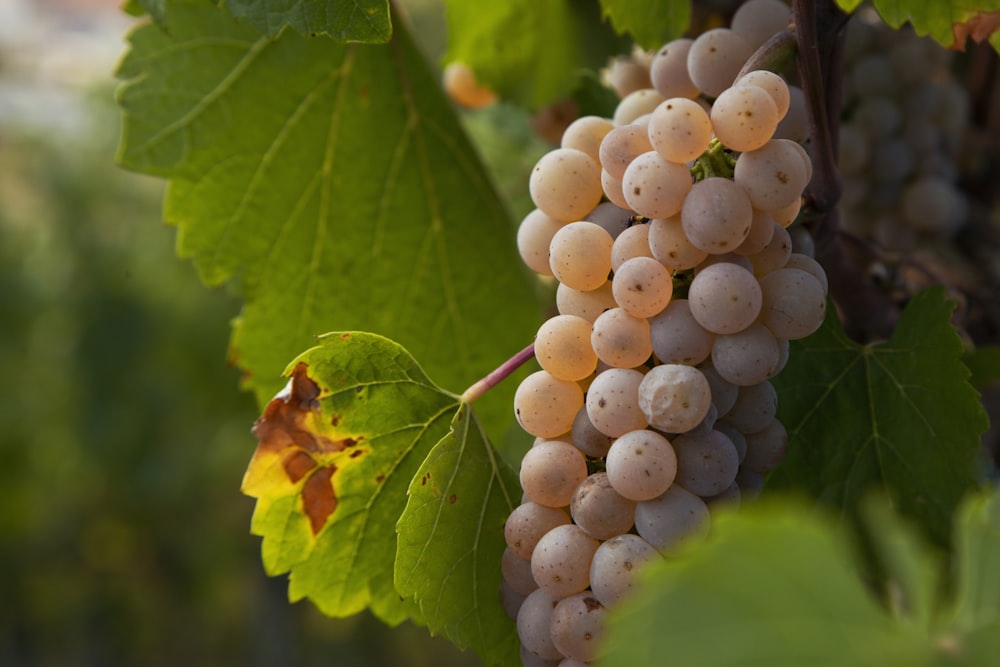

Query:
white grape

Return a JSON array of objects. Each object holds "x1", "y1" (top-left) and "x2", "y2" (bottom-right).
[
  {"x1": 730, "y1": 0, "x2": 792, "y2": 49},
  {"x1": 591, "y1": 308, "x2": 653, "y2": 368},
  {"x1": 687, "y1": 262, "x2": 763, "y2": 334},
  {"x1": 648, "y1": 97, "x2": 713, "y2": 164},
  {"x1": 502, "y1": 546, "x2": 539, "y2": 596},
  {"x1": 681, "y1": 177, "x2": 754, "y2": 253},
  {"x1": 613, "y1": 88, "x2": 665, "y2": 125},
  {"x1": 700, "y1": 360, "x2": 739, "y2": 417},
  {"x1": 520, "y1": 440, "x2": 589, "y2": 508},
  {"x1": 672, "y1": 429, "x2": 740, "y2": 497},
  {"x1": 634, "y1": 484, "x2": 710, "y2": 553},
  {"x1": 605, "y1": 429, "x2": 678, "y2": 501},
  {"x1": 530, "y1": 148, "x2": 604, "y2": 222},
  {"x1": 648, "y1": 215, "x2": 709, "y2": 270},
  {"x1": 710, "y1": 321, "x2": 781, "y2": 386},
  {"x1": 687, "y1": 28, "x2": 752, "y2": 98},
  {"x1": 556, "y1": 281, "x2": 616, "y2": 324},
  {"x1": 610, "y1": 222, "x2": 654, "y2": 271},
  {"x1": 517, "y1": 209, "x2": 564, "y2": 275},
  {"x1": 724, "y1": 381, "x2": 777, "y2": 434},
  {"x1": 514, "y1": 370, "x2": 584, "y2": 438},
  {"x1": 710, "y1": 84, "x2": 780, "y2": 152},
  {"x1": 589, "y1": 534, "x2": 660, "y2": 608},
  {"x1": 599, "y1": 124, "x2": 654, "y2": 179},
  {"x1": 612, "y1": 256, "x2": 673, "y2": 318},
  {"x1": 561, "y1": 115, "x2": 615, "y2": 162},
  {"x1": 649, "y1": 299, "x2": 715, "y2": 366},
  {"x1": 758, "y1": 267, "x2": 827, "y2": 340},
  {"x1": 570, "y1": 472, "x2": 637, "y2": 540},
  {"x1": 549, "y1": 221, "x2": 614, "y2": 291},
  {"x1": 550, "y1": 592, "x2": 608, "y2": 663},
  {"x1": 531, "y1": 524, "x2": 600, "y2": 597},
  {"x1": 622, "y1": 150, "x2": 693, "y2": 219},
  {"x1": 732, "y1": 208, "x2": 777, "y2": 256},
  {"x1": 650, "y1": 38, "x2": 700, "y2": 99},
  {"x1": 535, "y1": 315, "x2": 598, "y2": 382},
  {"x1": 748, "y1": 221, "x2": 792, "y2": 275},
  {"x1": 504, "y1": 502, "x2": 571, "y2": 560},
  {"x1": 736, "y1": 69, "x2": 791, "y2": 119},
  {"x1": 571, "y1": 405, "x2": 615, "y2": 458},
  {"x1": 637, "y1": 363, "x2": 713, "y2": 433},
  {"x1": 734, "y1": 139, "x2": 809, "y2": 211},
  {"x1": 585, "y1": 368, "x2": 648, "y2": 438},
  {"x1": 517, "y1": 588, "x2": 563, "y2": 660}
]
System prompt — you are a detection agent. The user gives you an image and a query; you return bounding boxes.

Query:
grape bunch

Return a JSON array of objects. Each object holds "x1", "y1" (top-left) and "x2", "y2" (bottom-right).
[
  {"x1": 503, "y1": 4, "x2": 829, "y2": 664},
  {"x1": 838, "y1": 9, "x2": 971, "y2": 248}
]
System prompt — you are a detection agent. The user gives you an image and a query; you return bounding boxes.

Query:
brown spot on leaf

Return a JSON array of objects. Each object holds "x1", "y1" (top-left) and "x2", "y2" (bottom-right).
[
  {"x1": 448, "y1": 494, "x2": 457, "y2": 504},
  {"x1": 339, "y1": 332, "x2": 352, "y2": 340},
  {"x1": 952, "y1": 11, "x2": 1000, "y2": 49},
  {"x1": 283, "y1": 450, "x2": 316, "y2": 484},
  {"x1": 251, "y1": 364, "x2": 349, "y2": 458},
  {"x1": 349, "y1": 449, "x2": 364, "y2": 459},
  {"x1": 302, "y1": 464, "x2": 337, "y2": 535},
  {"x1": 375, "y1": 475, "x2": 385, "y2": 483},
  {"x1": 330, "y1": 414, "x2": 341, "y2": 426}
]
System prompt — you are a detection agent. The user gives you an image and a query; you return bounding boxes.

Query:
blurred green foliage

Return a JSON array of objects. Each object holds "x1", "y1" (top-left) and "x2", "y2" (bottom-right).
[{"x1": 0, "y1": 86, "x2": 480, "y2": 665}]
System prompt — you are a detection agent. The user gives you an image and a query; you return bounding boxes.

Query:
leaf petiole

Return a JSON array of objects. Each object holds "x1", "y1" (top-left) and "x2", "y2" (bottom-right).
[{"x1": 460, "y1": 343, "x2": 535, "y2": 404}]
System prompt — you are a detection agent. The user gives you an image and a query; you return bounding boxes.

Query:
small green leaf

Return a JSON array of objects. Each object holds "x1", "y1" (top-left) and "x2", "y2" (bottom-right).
[
  {"x1": 770, "y1": 287, "x2": 988, "y2": 546},
  {"x1": 243, "y1": 332, "x2": 459, "y2": 624},
  {"x1": 600, "y1": 500, "x2": 932, "y2": 666},
  {"x1": 116, "y1": 3, "x2": 538, "y2": 436},
  {"x1": 395, "y1": 404, "x2": 520, "y2": 666},
  {"x1": 948, "y1": 486, "x2": 1000, "y2": 636},
  {"x1": 598, "y1": 0, "x2": 690, "y2": 50},
  {"x1": 225, "y1": 0, "x2": 392, "y2": 42}
]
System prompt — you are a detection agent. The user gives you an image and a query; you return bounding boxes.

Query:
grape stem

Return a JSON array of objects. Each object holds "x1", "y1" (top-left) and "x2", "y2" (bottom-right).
[
  {"x1": 460, "y1": 343, "x2": 535, "y2": 404},
  {"x1": 793, "y1": 0, "x2": 900, "y2": 341},
  {"x1": 735, "y1": 28, "x2": 798, "y2": 81}
]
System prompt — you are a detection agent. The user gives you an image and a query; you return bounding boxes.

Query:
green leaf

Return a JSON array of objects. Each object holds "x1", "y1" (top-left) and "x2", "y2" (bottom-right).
[
  {"x1": 964, "y1": 345, "x2": 1000, "y2": 390},
  {"x1": 948, "y1": 486, "x2": 1000, "y2": 636},
  {"x1": 442, "y1": 0, "x2": 629, "y2": 109},
  {"x1": 770, "y1": 287, "x2": 987, "y2": 546},
  {"x1": 124, "y1": 0, "x2": 169, "y2": 23},
  {"x1": 225, "y1": 0, "x2": 392, "y2": 42},
  {"x1": 600, "y1": 500, "x2": 932, "y2": 667},
  {"x1": 242, "y1": 332, "x2": 460, "y2": 623},
  {"x1": 837, "y1": 0, "x2": 1000, "y2": 51},
  {"x1": 598, "y1": 0, "x2": 690, "y2": 50},
  {"x1": 395, "y1": 404, "x2": 520, "y2": 666},
  {"x1": 115, "y1": 2, "x2": 538, "y2": 436}
]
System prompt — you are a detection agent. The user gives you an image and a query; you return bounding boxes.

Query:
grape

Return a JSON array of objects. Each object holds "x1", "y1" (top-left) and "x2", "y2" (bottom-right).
[
  {"x1": 634, "y1": 484, "x2": 710, "y2": 553},
  {"x1": 561, "y1": 115, "x2": 615, "y2": 162},
  {"x1": 731, "y1": 0, "x2": 792, "y2": 49},
  {"x1": 612, "y1": 256, "x2": 673, "y2": 318},
  {"x1": 773, "y1": 85, "x2": 808, "y2": 142},
  {"x1": 648, "y1": 215, "x2": 709, "y2": 270},
  {"x1": 724, "y1": 381, "x2": 777, "y2": 434},
  {"x1": 571, "y1": 405, "x2": 615, "y2": 458},
  {"x1": 736, "y1": 467, "x2": 765, "y2": 501},
  {"x1": 571, "y1": 472, "x2": 637, "y2": 540},
  {"x1": 601, "y1": 168, "x2": 631, "y2": 209},
  {"x1": 517, "y1": 588, "x2": 563, "y2": 660},
  {"x1": 672, "y1": 429, "x2": 740, "y2": 496},
  {"x1": 606, "y1": 429, "x2": 678, "y2": 501},
  {"x1": 556, "y1": 281, "x2": 616, "y2": 323},
  {"x1": 586, "y1": 368, "x2": 648, "y2": 438},
  {"x1": 500, "y1": 578, "x2": 526, "y2": 620},
  {"x1": 650, "y1": 38, "x2": 700, "y2": 99},
  {"x1": 530, "y1": 148, "x2": 604, "y2": 222},
  {"x1": 704, "y1": 481, "x2": 742, "y2": 511},
  {"x1": 649, "y1": 299, "x2": 715, "y2": 366},
  {"x1": 591, "y1": 308, "x2": 653, "y2": 368},
  {"x1": 637, "y1": 363, "x2": 713, "y2": 433},
  {"x1": 714, "y1": 419, "x2": 747, "y2": 463},
  {"x1": 549, "y1": 221, "x2": 614, "y2": 291},
  {"x1": 758, "y1": 268, "x2": 827, "y2": 340},
  {"x1": 604, "y1": 54, "x2": 653, "y2": 98},
  {"x1": 520, "y1": 440, "x2": 589, "y2": 508},
  {"x1": 710, "y1": 84, "x2": 780, "y2": 152},
  {"x1": 535, "y1": 315, "x2": 598, "y2": 382},
  {"x1": 518, "y1": 209, "x2": 564, "y2": 275},
  {"x1": 736, "y1": 70, "x2": 791, "y2": 119},
  {"x1": 694, "y1": 252, "x2": 753, "y2": 275},
  {"x1": 622, "y1": 150, "x2": 693, "y2": 219},
  {"x1": 748, "y1": 221, "x2": 792, "y2": 276},
  {"x1": 700, "y1": 360, "x2": 739, "y2": 417},
  {"x1": 610, "y1": 222, "x2": 654, "y2": 271},
  {"x1": 531, "y1": 524, "x2": 600, "y2": 597},
  {"x1": 613, "y1": 88, "x2": 665, "y2": 126},
  {"x1": 502, "y1": 546, "x2": 539, "y2": 596},
  {"x1": 681, "y1": 177, "x2": 754, "y2": 253},
  {"x1": 442, "y1": 61, "x2": 497, "y2": 109},
  {"x1": 687, "y1": 262, "x2": 763, "y2": 335},
  {"x1": 599, "y1": 124, "x2": 654, "y2": 180},
  {"x1": 514, "y1": 370, "x2": 584, "y2": 438},
  {"x1": 734, "y1": 139, "x2": 809, "y2": 211},
  {"x1": 550, "y1": 592, "x2": 608, "y2": 662},
  {"x1": 710, "y1": 321, "x2": 781, "y2": 386},
  {"x1": 743, "y1": 417, "x2": 789, "y2": 472},
  {"x1": 589, "y1": 534, "x2": 660, "y2": 608},
  {"x1": 783, "y1": 253, "x2": 829, "y2": 293},
  {"x1": 733, "y1": 208, "x2": 777, "y2": 256},
  {"x1": 900, "y1": 176, "x2": 968, "y2": 235},
  {"x1": 771, "y1": 195, "x2": 802, "y2": 228},
  {"x1": 585, "y1": 201, "x2": 634, "y2": 239},
  {"x1": 648, "y1": 98, "x2": 713, "y2": 164},
  {"x1": 505, "y1": 502, "x2": 571, "y2": 560},
  {"x1": 687, "y1": 28, "x2": 752, "y2": 98}
]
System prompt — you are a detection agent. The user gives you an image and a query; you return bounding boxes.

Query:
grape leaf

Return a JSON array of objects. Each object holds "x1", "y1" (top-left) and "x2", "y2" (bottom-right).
[
  {"x1": 838, "y1": 0, "x2": 1000, "y2": 51},
  {"x1": 395, "y1": 404, "x2": 520, "y2": 666},
  {"x1": 225, "y1": 0, "x2": 392, "y2": 42},
  {"x1": 598, "y1": 0, "x2": 690, "y2": 50},
  {"x1": 948, "y1": 486, "x2": 1000, "y2": 639},
  {"x1": 600, "y1": 500, "x2": 932, "y2": 667},
  {"x1": 442, "y1": 0, "x2": 629, "y2": 109},
  {"x1": 964, "y1": 345, "x2": 1000, "y2": 389},
  {"x1": 769, "y1": 287, "x2": 987, "y2": 546},
  {"x1": 124, "y1": 0, "x2": 169, "y2": 24},
  {"x1": 243, "y1": 332, "x2": 462, "y2": 624},
  {"x1": 115, "y1": 2, "x2": 538, "y2": 437}
]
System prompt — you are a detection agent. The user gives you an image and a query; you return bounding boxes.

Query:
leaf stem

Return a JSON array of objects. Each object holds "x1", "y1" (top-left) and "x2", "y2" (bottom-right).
[{"x1": 460, "y1": 343, "x2": 535, "y2": 404}]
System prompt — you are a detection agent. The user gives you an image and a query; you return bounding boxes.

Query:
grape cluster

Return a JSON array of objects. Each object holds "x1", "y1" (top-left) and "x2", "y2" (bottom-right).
[
  {"x1": 838, "y1": 10, "x2": 971, "y2": 248},
  {"x1": 504, "y1": 3, "x2": 828, "y2": 664}
]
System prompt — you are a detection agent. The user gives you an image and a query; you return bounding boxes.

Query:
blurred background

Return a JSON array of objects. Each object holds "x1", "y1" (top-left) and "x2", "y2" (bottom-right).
[{"x1": 0, "y1": 0, "x2": 494, "y2": 664}]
